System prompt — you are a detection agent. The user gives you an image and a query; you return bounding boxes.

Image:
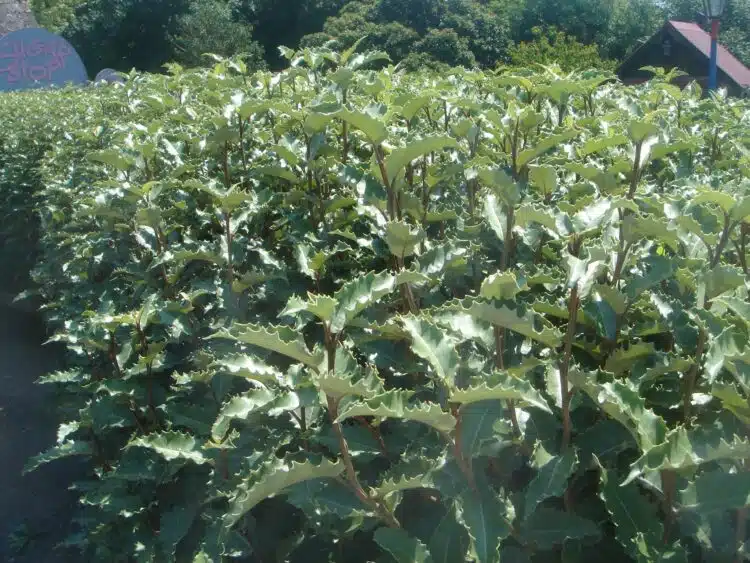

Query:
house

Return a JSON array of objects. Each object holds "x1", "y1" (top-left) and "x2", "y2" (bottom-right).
[{"x1": 618, "y1": 20, "x2": 750, "y2": 96}]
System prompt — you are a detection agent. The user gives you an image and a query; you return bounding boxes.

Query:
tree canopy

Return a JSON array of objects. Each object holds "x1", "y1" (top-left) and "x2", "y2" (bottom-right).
[{"x1": 27, "y1": 0, "x2": 750, "y2": 75}]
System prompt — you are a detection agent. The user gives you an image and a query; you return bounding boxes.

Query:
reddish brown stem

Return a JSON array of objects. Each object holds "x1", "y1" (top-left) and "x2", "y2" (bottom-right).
[
  {"x1": 628, "y1": 141, "x2": 642, "y2": 199},
  {"x1": 661, "y1": 469, "x2": 677, "y2": 544},
  {"x1": 238, "y1": 119, "x2": 248, "y2": 177},
  {"x1": 355, "y1": 416, "x2": 388, "y2": 457},
  {"x1": 736, "y1": 507, "x2": 747, "y2": 563},
  {"x1": 108, "y1": 331, "x2": 122, "y2": 377},
  {"x1": 683, "y1": 328, "x2": 707, "y2": 426},
  {"x1": 327, "y1": 395, "x2": 399, "y2": 527},
  {"x1": 325, "y1": 329, "x2": 398, "y2": 527},
  {"x1": 711, "y1": 213, "x2": 732, "y2": 268},
  {"x1": 450, "y1": 406, "x2": 477, "y2": 491},
  {"x1": 559, "y1": 285, "x2": 579, "y2": 451},
  {"x1": 494, "y1": 326, "x2": 505, "y2": 370}
]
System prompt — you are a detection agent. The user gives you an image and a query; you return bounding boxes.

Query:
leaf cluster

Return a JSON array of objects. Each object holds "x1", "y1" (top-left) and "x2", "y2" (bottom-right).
[{"x1": 2, "y1": 47, "x2": 750, "y2": 562}]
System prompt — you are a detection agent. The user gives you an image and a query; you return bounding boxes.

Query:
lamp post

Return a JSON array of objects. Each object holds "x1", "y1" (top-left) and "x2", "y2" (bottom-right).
[{"x1": 701, "y1": 0, "x2": 728, "y2": 91}]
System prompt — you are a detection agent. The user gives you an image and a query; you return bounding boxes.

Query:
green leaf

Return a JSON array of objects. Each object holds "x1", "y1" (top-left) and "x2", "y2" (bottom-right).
[
  {"x1": 86, "y1": 149, "x2": 135, "y2": 170},
  {"x1": 336, "y1": 390, "x2": 456, "y2": 434},
  {"x1": 209, "y1": 323, "x2": 321, "y2": 367},
  {"x1": 480, "y1": 272, "x2": 529, "y2": 300},
  {"x1": 281, "y1": 293, "x2": 337, "y2": 325},
  {"x1": 715, "y1": 297, "x2": 750, "y2": 328},
  {"x1": 690, "y1": 190, "x2": 736, "y2": 214},
  {"x1": 212, "y1": 389, "x2": 299, "y2": 441},
  {"x1": 624, "y1": 255, "x2": 674, "y2": 300},
  {"x1": 451, "y1": 371, "x2": 551, "y2": 414},
  {"x1": 459, "y1": 400, "x2": 507, "y2": 457},
  {"x1": 479, "y1": 169, "x2": 520, "y2": 208},
  {"x1": 237, "y1": 100, "x2": 275, "y2": 119},
  {"x1": 517, "y1": 130, "x2": 579, "y2": 170},
  {"x1": 722, "y1": 351, "x2": 750, "y2": 395},
  {"x1": 598, "y1": 461, "x2": 664, "y2": 556},
  {"x1": 411, "y1": 502, "x2": 470, "y2": 563},
  {"x1": 254, "y1": 166, "x2": 298, "y2": 183},
  {"x1": 649, "y1": 140, "x2": 693, "y2": 162},
  {"x1": 315, "y1": 347, "x2": 385, "y2": 399},
  {"x1": 24, "y1": 440, "x2": 93, "y2": 473},
  {"x1": 212, "y1": 354, "x2": 284, "y2": 385},
  {"x1": 579, "y1": 135, "x2": 628, "y2": 156},
  {"x1": 704, "y1": 326, "x2": 745, "y2": 383},
  {"x1": 515, "y1": 205, "x2": 559, "y2": 236},
  {"x1": 417, "y1": 243, "x2": 468, "y2": 277},
  {"x1": 385, "y1": 221, "x2": 425, "y2": 258},
  {"x1": 385, "y1": 136, "x2": 457, "y2": 185},
  {"x1": 372, "y1": 457, "x2": 440, "y2": 498},
  {"x1": 625, "y1": 426, "x2": 750, "y2": 484},
  {"x1": 523, "y1": 447, "x2": 577, "y2": 520},
  {"x1": 578, "y1": 420, "x2": 636, "y2": 461},
  {"x1": 483, "y1": 191, "x2": 510, "y2": 242},
  {"x1": 401, "y1": 315, "x2": 460, "y2": 387},
  {"x1": 400, "y1": 95, "x2": 433, "y2": 121},
  {"x1": 697, "y1": 265, "x2": 745, "y2": 305},
  {"x1": 452, "y1": 300, "x2": 563, "y2": 348},
  {"x1": 224, "y1": 457, "x2": 345, "y2": 528},
  {"x1": 565, "y1": 252, "x2": 606, "y2": 298},
  {"x1": 623, "y1": 216, "x2": 680, "y2": 252},
  {"x1": 730, "y1": 196, "x2": 750, "y2": 223},
  {"x1": 627, "y1": 120, "x2": 659, "y2": 143},
  {"x1": 521, "y1": 507, "x2": 600, "y2": 549},
  {"x1": 604, "y1": 343, "x2": 655, "y2": 375},
  {"x1": 571, "y1": 373, "x2": 667, "y2": 451},
  {"x1": 528, "y1": 165, "x2": 557, "y2": 196},
  {"x1": 331, "y1": 270, "x2": 406, "y2": 333},
  {"x1": 457, "y1": 488, "x2": 511, "y2": 563},
  {"x1": 374, "y1": 528, "x2": 434, "y2": 563},
  {"x1": 679, "y1": 470, "x2": 750, "y2": 515},
  {"x1": 128, "y1": 431, "x2": 207, "y2": 464},
  {"x1": 336, "y1": 108, "x2": 387, "y2": 144},
  {"x1": 711, "y1": 383, "x2": 750, "y2": 425},
  {"x1": 232, "y1": 271, "x2": 272, "y2": 293}
]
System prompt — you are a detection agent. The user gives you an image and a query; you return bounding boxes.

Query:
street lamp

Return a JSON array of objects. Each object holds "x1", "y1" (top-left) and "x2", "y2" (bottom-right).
[{"x1": 701, "y1": 0, "x2": 728, "y2": 91}]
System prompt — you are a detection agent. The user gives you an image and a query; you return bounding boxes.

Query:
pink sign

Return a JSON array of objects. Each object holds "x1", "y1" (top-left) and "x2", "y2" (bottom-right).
[{"x1": 0, "y1": 28, "x2": 88, "y2": 91}]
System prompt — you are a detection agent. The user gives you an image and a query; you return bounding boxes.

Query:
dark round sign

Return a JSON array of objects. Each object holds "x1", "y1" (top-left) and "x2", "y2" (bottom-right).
[
  {"x1": 94, "y1": 68, "x2": 125, "y2": 84},
  {"x1": 0, "y1": 27, "x2": 88, "y2": 92}
]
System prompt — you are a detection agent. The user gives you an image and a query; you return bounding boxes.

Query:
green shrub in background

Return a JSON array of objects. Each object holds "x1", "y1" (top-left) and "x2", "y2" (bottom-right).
[
  {"x1": 2, "y1": 47, "x2": 750, "y2": 562},
  {"x1": 507, "y1": 26, "x2": 617, "y2": 73},
  {"x1": 169, "y1": 0, "x2": 267, "y2": 70}
]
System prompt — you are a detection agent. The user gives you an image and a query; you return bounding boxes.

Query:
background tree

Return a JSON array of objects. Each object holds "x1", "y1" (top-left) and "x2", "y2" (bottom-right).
[
  {"x1": 507, "y1": 25, "x2": 616, "y2": 71},
  {"x1": 64, "y1": 0, "x2": 191, "y2": 73},
  {"x1": 28, "y1": 0, "x2": 82, "y2": 32},
  {"x1": 170, "y1": 0, "x2": 265, "y2": 69},
  {"x1": 231, "y1": 0, "x2": 346, "y2": 68},
  {"x1": 27, "y1": 0, "x2": 750, "y2": 74}
]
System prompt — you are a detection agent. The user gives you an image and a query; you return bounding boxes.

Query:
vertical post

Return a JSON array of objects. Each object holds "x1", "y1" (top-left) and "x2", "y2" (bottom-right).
[{"x1": 708, "y1": 18, "x2": 720, "y2": 91}]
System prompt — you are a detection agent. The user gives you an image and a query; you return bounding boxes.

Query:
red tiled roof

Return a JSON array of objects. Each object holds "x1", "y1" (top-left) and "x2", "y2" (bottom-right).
[{"x1": 668, "y1": 20, "x2": 750, "y2": 87}]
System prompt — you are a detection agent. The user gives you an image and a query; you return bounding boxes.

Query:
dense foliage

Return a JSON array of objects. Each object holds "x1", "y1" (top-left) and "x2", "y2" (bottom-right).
[
  {"x1": 506, "y1": 27, "x2": 617, "y2": 73},
  {"x1": 28, "y1": 0, "x2": 750, "y2": 75},
  {"x1": 3, "y1": 46, "x2": 750, "y2": 562}
]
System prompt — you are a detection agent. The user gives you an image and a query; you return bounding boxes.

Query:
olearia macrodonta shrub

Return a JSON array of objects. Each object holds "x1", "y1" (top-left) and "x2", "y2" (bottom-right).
[{"x1": 3, "y1": 52, "x2": 750, "y2": 562}]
